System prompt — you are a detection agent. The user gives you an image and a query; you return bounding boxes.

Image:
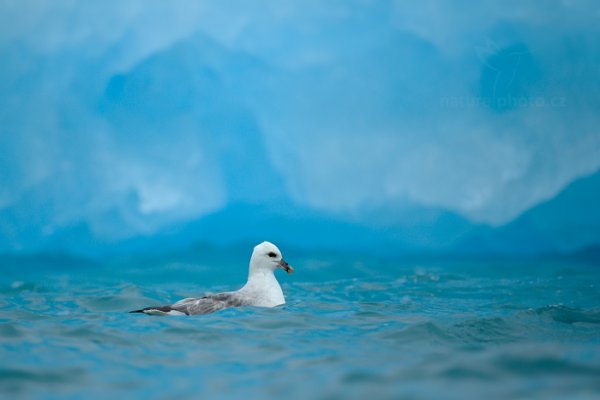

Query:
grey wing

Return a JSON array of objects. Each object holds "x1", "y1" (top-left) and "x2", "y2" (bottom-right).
[{"x1": 171, "y1": 292, "x2": 249, "y2": 315}]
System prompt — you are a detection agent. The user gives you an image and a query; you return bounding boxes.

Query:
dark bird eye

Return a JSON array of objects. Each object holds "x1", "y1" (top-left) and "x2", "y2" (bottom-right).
[{"x1": 268, "y1": 252, "x2": 277, "y2": 258}]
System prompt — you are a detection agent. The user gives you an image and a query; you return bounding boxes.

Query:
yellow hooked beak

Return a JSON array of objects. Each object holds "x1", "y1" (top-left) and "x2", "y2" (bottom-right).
[{"x1": 277, "y1": 259, "x2": 294, "y2": 274}]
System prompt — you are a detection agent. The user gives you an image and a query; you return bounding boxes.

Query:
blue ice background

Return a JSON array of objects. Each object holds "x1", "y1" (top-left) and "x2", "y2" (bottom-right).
[{"x1": 0, "y1": 1, "x2": 599, "y2": 258}]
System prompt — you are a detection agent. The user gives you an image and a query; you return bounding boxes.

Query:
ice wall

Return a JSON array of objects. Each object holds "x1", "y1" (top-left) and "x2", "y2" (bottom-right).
[{"x1": 1, "y1": 1, "x2": 599, "y2": 252}]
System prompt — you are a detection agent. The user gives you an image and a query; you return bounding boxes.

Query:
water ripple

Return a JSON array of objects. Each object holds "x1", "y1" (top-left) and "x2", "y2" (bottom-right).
[{"x1": 1, "y1": 261, "x2": 599, "y2": 399}]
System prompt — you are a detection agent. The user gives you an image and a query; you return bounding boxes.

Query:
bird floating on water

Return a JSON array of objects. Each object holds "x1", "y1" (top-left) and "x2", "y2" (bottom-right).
[{"x1": 130, "y1": 241, "x2": 294, "y2": 316}]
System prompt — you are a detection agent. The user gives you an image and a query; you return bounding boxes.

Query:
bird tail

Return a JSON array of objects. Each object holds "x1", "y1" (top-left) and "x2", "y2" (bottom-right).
[{"x1": 128, "y1": 305, "x2": 187, "y2": 316}]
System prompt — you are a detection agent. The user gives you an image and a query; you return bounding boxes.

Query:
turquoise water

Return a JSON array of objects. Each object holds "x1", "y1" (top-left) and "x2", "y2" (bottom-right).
[{"x1": 1, "y1": 253, "x2": 600, "y2": 399}]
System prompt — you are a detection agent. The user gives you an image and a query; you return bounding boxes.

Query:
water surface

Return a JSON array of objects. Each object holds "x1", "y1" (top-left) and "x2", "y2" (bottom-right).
[{"x1": 1, "y1": 254, "x2": 599, "y2": 399}]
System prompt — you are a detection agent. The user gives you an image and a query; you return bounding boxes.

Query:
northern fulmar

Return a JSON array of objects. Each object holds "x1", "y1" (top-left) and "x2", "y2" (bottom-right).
[{"x1": 129, "y1": 241, "x2": 294, "y2": 316}]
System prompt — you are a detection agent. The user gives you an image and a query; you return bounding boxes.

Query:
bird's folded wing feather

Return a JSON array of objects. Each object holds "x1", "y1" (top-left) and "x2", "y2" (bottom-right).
[{"x1": 171, "y1": 292, "x2": 249, "y2": 315}]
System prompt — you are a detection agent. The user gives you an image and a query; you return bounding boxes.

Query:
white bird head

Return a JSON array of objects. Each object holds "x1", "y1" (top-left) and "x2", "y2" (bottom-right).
[{"x1": 249, "y1": 241, "x2": 294, "y2": 275}]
